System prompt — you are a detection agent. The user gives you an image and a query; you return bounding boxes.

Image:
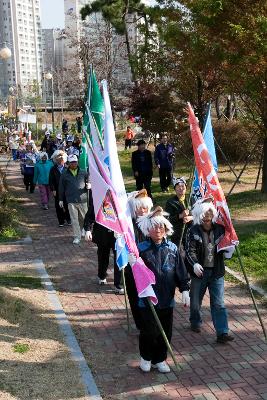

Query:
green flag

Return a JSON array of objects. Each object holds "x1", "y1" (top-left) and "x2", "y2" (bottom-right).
[
  {"x1": 87, "y1": 66, "x2": 104, "y2": 148},
  {"x1": 78, "y1": 133, "x2": 88, "y2": 170}
]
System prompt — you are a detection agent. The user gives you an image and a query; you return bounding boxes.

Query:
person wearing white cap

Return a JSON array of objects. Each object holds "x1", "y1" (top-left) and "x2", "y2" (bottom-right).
[
  {"x1": 165, "y1": 177, "x2": 193, "y2": 250},
  {"x1": 185, "y1": 198, "x2": 234, "y2": 344},
  {"x1": 58, "y1": 154, "x2": 89, "y2": 244},
  {"x1": 33, "y1": 152, "x2": 53, "y2": 210},
  {"x1": 128, "y1": 206, "x2": 190, "y2": 373},
  {"x1": 40, "y1": 130, "x2": 54, "y2": 158},
  {"x1": 9, "y1": 132, "x2": 19, "y2": 160},
  {"x1": 49, "y1": 150, "x2": 71, "y2": 226}
]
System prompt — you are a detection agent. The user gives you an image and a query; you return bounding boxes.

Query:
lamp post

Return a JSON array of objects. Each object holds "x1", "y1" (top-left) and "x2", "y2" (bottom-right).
[
  {"x1": 44, "y1": 72, "x2": 55, "y2": 133},
  {"x1": 0, "y1": 44, "x2": 12, "y2": 60}
]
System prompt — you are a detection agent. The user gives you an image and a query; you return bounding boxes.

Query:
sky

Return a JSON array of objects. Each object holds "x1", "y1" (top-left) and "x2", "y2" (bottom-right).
[{"x1": 40, "y1": 0, "x2": 65, "y2": 29}]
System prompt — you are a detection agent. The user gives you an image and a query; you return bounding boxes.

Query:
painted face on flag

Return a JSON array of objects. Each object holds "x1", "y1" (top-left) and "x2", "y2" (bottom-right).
[{"x1": 102, "y1": 198, "x2": 116, "y2": 222}]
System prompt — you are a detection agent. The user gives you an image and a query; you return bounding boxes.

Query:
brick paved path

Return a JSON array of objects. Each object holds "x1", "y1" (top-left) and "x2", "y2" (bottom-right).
[{"x1": 1, "y1": 157, "x2": 267, "y2": 400}]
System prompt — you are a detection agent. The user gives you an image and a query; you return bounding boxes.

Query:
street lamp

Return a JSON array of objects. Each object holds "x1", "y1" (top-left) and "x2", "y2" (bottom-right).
[
  {"x1": 0, "y1": 44, "x2": 12, "y2": 60},
  {"x1": 44, "y1": 72, "x2": 55, "y2": 133}
]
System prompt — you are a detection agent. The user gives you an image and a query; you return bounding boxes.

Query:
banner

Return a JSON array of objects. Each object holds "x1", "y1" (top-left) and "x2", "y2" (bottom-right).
[{"x1": 188, "y1": 103, "x2": 239, "y2": 257}]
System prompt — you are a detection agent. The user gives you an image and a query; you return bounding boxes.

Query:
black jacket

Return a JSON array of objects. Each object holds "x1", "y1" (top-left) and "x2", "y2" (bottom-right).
[
  {"x1": 138, "y1": 239, "x2": 190, "y2": 309},
  {"x1": 165, "y1": 195, "x2": 192, "y2": 246},
  {"x1": 185, "y1": 223, "x2": 225, "y2": 279},
  {"x1": 49, "y1": 165, "x2": 68, "y2": 195},
  {"x1": 131, "y1": 149, "x2": 153, "y2": 176}
]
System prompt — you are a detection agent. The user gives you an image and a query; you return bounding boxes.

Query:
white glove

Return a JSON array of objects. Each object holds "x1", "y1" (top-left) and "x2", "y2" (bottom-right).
[
  {"x1": 86, "y1": 182, "x2": 91, "y2": 190},
  {"x1": 85, "y1": 231, "x2": 92, "y2": 241},
  {"x1": 193, "y1": 263, "x2": 204, "y2": 277},
  {"x1": 128, "y1": 253, "x2": 137, "y2": 266},
  {"x1": 182, "y1": 291, "x2": 190, "y2": 307},
  {"x1": 59, "y1": 201, "x2": 64, "y2": 208}
]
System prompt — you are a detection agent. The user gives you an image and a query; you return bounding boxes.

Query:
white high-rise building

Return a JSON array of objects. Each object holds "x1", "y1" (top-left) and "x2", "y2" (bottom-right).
[
  {"x1": 0, "y1": 0, "x2": 43, "y2": 98},
  {"x1": 42, "y1": 28, "x2": 65, "y2": 72}
]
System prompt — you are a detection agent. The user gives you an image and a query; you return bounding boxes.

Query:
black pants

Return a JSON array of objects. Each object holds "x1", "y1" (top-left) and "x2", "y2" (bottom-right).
[
  {"x1": 135, "y1": 174, "x2": 152, "y2": 198},
  {"x1": 97, "y1": 246, "x2": 121, "y2": 287},
  {"x1": 125, "y1": 139, "x2": 132, "y2": 149},
  {"x1": 125, "y1": 264, "x2": 142, "y2": 330},
  {"x1": 139, "y1": 306, "x2": 173, "y2": 364},
  {"x1": 23, "y1": 175, "x2": 35, "y2": 193},
  {"x1": 159, "y1": 167, "x2": 172, "y2": 191},
  {"x1": 54, "y1": 197, "x2": 71, "y2": 225}
]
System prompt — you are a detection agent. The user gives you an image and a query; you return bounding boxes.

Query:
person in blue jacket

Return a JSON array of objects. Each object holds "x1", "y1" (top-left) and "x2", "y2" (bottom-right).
[
  {"x1": 128, "y1": 206, "x2": 190, "y2": 373},
  {"x1": 33, "y1": 152, "x2": 53, "y2": 210},
  {"x1": 154, "y1": 133, "x2": 174, "y2": 192}
]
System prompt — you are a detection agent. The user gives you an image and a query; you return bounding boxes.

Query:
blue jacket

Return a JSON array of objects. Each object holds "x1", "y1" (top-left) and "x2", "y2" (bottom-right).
[
  {"x1": 154, "y1": 143, "x2": 174, "y2": 169},
  {"x1": 33, "y1": 160, "x2": 53, "y2": 185},
  {"x1": 138, "y1": 238, "x2": 189, "y2": 309}
]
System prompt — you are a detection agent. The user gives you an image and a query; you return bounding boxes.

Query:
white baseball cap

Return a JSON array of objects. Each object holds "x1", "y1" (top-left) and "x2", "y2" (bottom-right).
[{"x1": 67, "y1": 154, "x2": 78, "y2": 163}]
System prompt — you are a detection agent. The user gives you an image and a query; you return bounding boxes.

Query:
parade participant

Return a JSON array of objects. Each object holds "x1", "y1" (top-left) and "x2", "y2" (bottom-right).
[
  {"x1": 54, "y1": 133, "x2": 65, "y2": 151},
  {"x1": 83, "y1": 203, "x2": 124, "y2": 295},
  {"x1": 125, "y1": 189, "x2": 153, "y2": 329},
  {"x1": 22, "y1": 142, "x2": 37, "y2": 193},
  {"x1": 65, "y1": 135, "x2": 80, "y2": 157},
  {"x1": 40, "y1": 131, "x2": 54, "y2": 158},
  {"x1": 9, "y1": 132, "x2": 19, "y2": 160},
  {"x1": 49, "y1": 150, "x2": 71, "y2": 226},
  {"x1": 131, "y1": 140, "x2": 153, "y2": 198},
  {"x1": 185, "y1": 198, "x2": 234, "y2": 343},
  {"x1": 33, "y1": 152, "x2": 53, "y2": 210},
  {"x1": 128, "y1": 207, "x2": 190, "y2": 373},
  {"x1": 165, "y1": 177, "x2": 193, "y2": 250},
  {"x1": 58, "y1": 154, "x2": 89, "y2": 244},
  {"x1": 62, "y1": 118, "x2": 68, "y2": 134},
  {"x1": 154, "y1": 133, "x2": 174, "y2": 192},
  {"x1": 124, "y1": 126, "x2": 135, "y2": 150}
]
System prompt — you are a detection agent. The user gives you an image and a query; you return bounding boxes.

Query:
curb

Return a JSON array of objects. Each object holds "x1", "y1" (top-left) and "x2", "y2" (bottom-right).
[
  {"x1": 34, "y1": 259, "x2": 103, "y2": 400},
  {"x1": 225, "y1": 266, "x2": 267, "y2": 300}
]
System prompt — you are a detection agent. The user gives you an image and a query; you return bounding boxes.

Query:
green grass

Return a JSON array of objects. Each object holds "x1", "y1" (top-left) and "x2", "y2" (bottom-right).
[
  {"x1": 0, "y1": 226, "x2": 20, "y2": 242},
  {"x1": 0, "y1": 194, "x2": 25, "y2": 242},
  {"x1": 227, "y1": 190, "x2": 267, "y2": 214},
  {"x1": 12, "y1": 343, "x2": 30, "y2": 354},
  {"x1": 0, "y1": 275, "x2": 42, "y2": 289},
  {"x1": 226, "y1": 222, "x2": 267, "y2": 290}
]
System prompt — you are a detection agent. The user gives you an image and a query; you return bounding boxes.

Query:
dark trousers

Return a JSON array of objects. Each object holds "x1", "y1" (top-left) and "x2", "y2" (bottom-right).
[
  {"x1": 97, "y1": 246, "x2": 121, "y2": 287},
  {"x1": 23, "y1": 175, "x2": 35, "y2": 192},
  {"x1": 125, "y1": 139, "x2": 132, "y2": 149},
  {"x1": 125, "y1": 264, "x2": 142, "y2": 330},
  {"x1": 55, "y1": 197, "x2": 71, "y2": 225},
  {"x1": 139, "y1": 306, "x2": 173, "y2": 364},
  {"x1": 159, "y1": 167, "x2": 172, "y2": 191},
  {"x1": 135, "y1": 174, "x2": 152, "y2": 198}
]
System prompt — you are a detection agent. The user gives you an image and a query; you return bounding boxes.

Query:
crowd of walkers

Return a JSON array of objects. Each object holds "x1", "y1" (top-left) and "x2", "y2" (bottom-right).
[{"x1": 7, "y1": 125, "x2": 234, "y2": 375}]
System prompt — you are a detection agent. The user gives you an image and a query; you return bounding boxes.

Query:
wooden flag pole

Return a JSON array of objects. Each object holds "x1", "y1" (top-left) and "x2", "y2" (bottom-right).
[
  {"x1": 147, "y1": 299, "x2": 180, "y2": 371},
  {"x1": 121, "y1": 267, "x2": 131, "y2": 333},
  {"x1": 235, "y1": 246, "x2": 267, "y2": 340}
]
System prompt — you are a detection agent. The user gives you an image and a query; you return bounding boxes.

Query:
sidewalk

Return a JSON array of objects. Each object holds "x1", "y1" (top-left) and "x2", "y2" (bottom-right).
[{"x1": 1, "y1": 156, "x2": 267, "y2": 400}]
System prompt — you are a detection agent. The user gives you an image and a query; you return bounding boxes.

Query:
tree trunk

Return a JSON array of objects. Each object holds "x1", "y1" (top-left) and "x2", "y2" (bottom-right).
[{"x1": 261, "y1": 136, "x2": 267, "y2": 193}]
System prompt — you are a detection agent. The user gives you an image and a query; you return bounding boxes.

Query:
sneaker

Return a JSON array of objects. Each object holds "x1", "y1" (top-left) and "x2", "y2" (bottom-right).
[
  {"x1": 114, "y1": 286, "x2": 124, "y2": 295},
  {"x1": 43, "y1": 205, "x2": 48, "y2": 210},
  {"x1": 152, "y1": 361, "x2": 170, "y2": 373},
  {"x1": 81, "y1": 228, "x2": 85, "y2": 237},
  {"x1": 58, "y1": 224, "x2": 64, "y2": 227},
  {"x1": 98, "y1": 278, "x2": 107, "y2": 285},
  {"x1": 139, "y1": 357, "x2": 151, "y2": 372},
  {"x1": 72, "y1": 238, "x2": 80, "y2": 245},
  {"x1": 191, "y1": 326, "x2": 201, "y2": 333},
  {"x1": 67, "y1": 221, "x2": 72, "y2": 226},
  {"x1": 217, "y1": 333, "x2": 234, "y2": 344}
]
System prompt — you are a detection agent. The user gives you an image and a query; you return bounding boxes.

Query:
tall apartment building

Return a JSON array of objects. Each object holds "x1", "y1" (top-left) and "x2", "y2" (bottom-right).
[
  {"x1": 42, "y1": 28, "x2": 65, "y2": 72},
  {"x1": 0, "y1": 0, "x2": 43, "y2": 98}
]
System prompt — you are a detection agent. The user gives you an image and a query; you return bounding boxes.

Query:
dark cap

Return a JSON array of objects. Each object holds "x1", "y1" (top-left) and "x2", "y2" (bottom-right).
[{"x1": 137, "y1": 139, "x2": 146, "y2": 146}]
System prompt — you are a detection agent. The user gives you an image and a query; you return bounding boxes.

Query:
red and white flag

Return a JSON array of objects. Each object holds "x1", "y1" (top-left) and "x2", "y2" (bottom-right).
[{"x1": 188, "y1": 103, "x2": 239, "y2": 257}]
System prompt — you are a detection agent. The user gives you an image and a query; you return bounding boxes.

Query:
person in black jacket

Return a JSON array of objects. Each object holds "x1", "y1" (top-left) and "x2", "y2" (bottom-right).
[
  {"x1": 83, "y1": 202, "x2": 124, "y2": 295},
  {"x1": 185, "y1": 198, "x2": 234, "y2": 344},
  {"x1": 131, "y1": 140, "x2": 153, "y2": 198},
  {"x1": 49, "y1": 150, "x2": 71, "y2": 227}
]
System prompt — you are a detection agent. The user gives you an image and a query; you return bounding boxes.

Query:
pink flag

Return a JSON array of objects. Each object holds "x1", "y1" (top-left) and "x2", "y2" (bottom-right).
[{"x1": 188, "y1": 104, "x2": 239, "y2": 257}]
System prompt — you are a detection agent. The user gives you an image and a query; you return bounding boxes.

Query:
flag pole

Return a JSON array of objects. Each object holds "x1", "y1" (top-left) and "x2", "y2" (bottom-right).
[
  {"x1": 235, "y1": 246, "x2": 267, "y2": 340},
  {"x1": 121, "y1": 268, "x2": 131, "y2": 333},
  {"x1": 147, "y1": 299, "x2": 180, "y2": 371}
]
